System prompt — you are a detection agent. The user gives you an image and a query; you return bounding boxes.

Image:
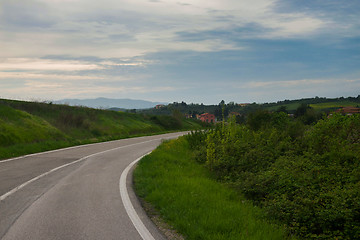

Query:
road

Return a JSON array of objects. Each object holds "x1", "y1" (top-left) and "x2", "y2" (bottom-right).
[{"x1": 0, "y1": 132, "x2": 185, "y2": 240}]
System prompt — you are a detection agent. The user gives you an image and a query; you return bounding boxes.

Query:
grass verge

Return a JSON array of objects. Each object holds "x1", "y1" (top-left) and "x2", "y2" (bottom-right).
[{"x1": 134, "y1": 137, "x2": 293, "y2": 240}]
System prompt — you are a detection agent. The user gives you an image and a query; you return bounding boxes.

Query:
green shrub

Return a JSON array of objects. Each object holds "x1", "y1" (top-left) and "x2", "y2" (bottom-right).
[{"x1": 186, "y1": 114, "x2": 360, "y2": 239}]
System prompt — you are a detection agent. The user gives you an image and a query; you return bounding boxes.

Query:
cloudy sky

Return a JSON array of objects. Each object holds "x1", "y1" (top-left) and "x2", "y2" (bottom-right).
[{"x1": 1, "y1": 0, "x2": 359, "y2": 104}]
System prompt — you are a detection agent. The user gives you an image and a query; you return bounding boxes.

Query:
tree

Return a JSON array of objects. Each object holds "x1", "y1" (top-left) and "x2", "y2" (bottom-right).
[
  {"x1": 276, "y1": 106, "x2": 288, "y2": 114},
  {"x1": 295, "y1": 104, "x2": 320, "y2": 124},
  {"x1": 295, "y1": 103, "x2": 310, "y2": 117},
  {"x1": 247, "y1": 110, "x2": 272, "y2": 131}
]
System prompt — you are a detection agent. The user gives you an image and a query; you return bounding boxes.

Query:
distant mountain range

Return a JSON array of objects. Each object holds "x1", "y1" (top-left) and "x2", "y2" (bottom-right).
[{"x1": 54, "y1": 98, "x2": 167, "y2": 109}]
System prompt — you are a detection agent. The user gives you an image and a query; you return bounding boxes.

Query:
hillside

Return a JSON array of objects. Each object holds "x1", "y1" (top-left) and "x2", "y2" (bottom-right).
[
  {"x1": 263, "y1": 97, "x2": 360, "y2": 113},
  {"x1": 0, "y1": 104, "x2": 67, "y2": 146},
  {"x1": 0, "y1": 99, "x2": 204, "y2": 160}
]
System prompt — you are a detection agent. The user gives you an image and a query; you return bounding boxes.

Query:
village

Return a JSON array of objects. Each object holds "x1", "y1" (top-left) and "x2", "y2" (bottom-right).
[{"x1": 155, "y1": 103, "x2": 360, "y2": 124}]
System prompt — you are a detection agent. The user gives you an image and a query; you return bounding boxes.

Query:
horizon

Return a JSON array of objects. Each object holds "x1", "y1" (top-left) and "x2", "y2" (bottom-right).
[
  {"x1": 1, "y1": 1, "x2": 359, "y2": 104},
  {"x1": 2, "y1": 95, "x2": 359, "y2": 107}
]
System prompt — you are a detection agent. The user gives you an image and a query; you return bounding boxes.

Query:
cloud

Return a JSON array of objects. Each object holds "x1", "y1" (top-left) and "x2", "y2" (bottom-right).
[
  {"x1": 0, "y1": 72, "x2": 102, "y2": 80},
  {"x1": 1, "y1": 78, "x2": 177, "y2": 101},
  {"x1": 0, "y1": 58, "x2": 102, "y2": 71},
  {"x1": 260, "y1": 14, "x2": 325, "y2": 38},
  {"x1": 229, "y1": 78, "x2": 360, "y2": 102},
  {"x1": 0, "y1": 1, "x2": 56, "y2": 30},
  {"x1": 0, "y1": 0, "x2": 329, "y2": 59},
  {"x1": 0, "y1": 0, "x2": 358, "y2": 103},
  {"x1": 242, "y1": 79, "x2": 329, "y2": 88}
]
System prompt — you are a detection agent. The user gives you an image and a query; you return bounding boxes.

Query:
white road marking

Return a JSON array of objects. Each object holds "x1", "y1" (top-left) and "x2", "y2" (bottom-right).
[
  {"x1": 0, "y1": 157, "x2": 85, "y2": 201},
  {"x1": 0, "y1": 138, "x2": 134, "y2": 164},
  {"x1": 0, "y1": 139, "x2": 160, "y2": 202},
  {"x1": 0, "y1": 132, "x2": 186, "y2": 164},
  {"x1": 119, "y1": 153, "x2": 155, "y2": 240}
]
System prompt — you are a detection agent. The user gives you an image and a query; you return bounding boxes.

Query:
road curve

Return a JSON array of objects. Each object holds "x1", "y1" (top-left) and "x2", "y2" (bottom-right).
[{"x1": 0, "y1": 132, "x2": 186, "y2": 240}]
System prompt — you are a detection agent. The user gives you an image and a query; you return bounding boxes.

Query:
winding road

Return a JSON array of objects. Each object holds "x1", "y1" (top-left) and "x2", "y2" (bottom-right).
[{"x1": 0, "y1": 132, "x2": 185, "y2": 240}]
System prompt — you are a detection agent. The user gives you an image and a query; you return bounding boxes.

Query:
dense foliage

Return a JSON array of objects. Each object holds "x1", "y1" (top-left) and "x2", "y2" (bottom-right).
[{"x1": 186, "y1": 113, "x2": 360, "y2": 239}]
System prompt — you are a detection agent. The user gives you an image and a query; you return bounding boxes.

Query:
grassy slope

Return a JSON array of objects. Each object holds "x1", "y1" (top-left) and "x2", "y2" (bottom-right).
[
  {"x1": 0, "y1": 104, "x2": 65, "y2": 144},
  {"x1": 266, "y1": 100, "x2": 359, "y2": 112},
  {"x1": 309, "y1": 101, "x2": 360, "y2": 110},
  {"x1": 134, "y1": 138, "x2": 293, "y2": 240},
  {"x1": 0, "y1": 99, "x2": 203, "y2": 159}
]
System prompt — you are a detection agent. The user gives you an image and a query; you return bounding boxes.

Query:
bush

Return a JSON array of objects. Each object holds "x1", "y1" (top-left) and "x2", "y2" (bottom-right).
[{"x1": 186, "y1": 114, "x2": 360, "y2": 239}]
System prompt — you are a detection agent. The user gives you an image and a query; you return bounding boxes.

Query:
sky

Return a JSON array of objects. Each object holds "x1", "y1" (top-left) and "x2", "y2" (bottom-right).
[{"x1": 0, "y1": 0, "x2": 359, "y2": 104}]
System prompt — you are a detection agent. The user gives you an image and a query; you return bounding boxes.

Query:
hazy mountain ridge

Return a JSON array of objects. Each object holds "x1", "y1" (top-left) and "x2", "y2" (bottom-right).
[{"x1": 54, "y1": 97, "x2": 167, "y2": 109}]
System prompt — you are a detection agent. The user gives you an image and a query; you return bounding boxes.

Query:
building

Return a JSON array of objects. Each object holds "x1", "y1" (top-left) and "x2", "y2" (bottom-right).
[
  {"x1": 198, "y1": 113, "x2": 216, "y2": 123},
  {"x1": 238, "y1": 103, "x2": 250, "y2": 107},
  {"x1": 155, "y1": 104, "x2": 165, "y2": 109}
]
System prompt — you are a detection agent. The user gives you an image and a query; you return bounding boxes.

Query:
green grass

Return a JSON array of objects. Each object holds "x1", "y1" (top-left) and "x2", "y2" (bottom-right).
[
  {"x1": 0, "y1": 99, "x2": 205, "y2": 160},
  {"x1": 134, "y1": 137, "x2": 293, "y2": 240},
  {"x1": 309, "y1": 101, "x2": 359, "y2": 110},
  {"x1": 266, "y1": 101, "x2": 359, "y2": 113},
  {"x1": 0, "y1": 104, "x2": 67, "y2": 146}
]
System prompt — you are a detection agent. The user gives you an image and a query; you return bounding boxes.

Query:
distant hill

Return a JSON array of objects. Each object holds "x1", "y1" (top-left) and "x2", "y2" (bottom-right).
[{"x1": 54, "y1": 97, "x2": 167, "y2": 109}]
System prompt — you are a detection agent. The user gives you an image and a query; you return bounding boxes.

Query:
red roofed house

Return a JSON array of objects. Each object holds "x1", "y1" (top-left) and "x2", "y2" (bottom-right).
[
  {"x1": 198, "y1": 113, "x2": 216, "y2": 123},
  {"x1": 155, "y1": 104, "x2": 165, "y2": 109}
]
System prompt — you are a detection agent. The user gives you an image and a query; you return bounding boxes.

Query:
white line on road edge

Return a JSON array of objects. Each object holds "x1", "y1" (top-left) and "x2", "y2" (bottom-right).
[
  {"x1": 0, "y1": 157, "x2": 85, "y2": 201},
  {"x1": 0, "y1": 137, "x2": 137, "y2": 164},
  {"x1": 0, "y1": 132, "x2": 186, "y2": 164},
  {"x1": 0, "y1": 139, "x2": 161, "y2": 202},
  {"x1": 119, "y1": 153, "x2": 155, "y2": 240}
]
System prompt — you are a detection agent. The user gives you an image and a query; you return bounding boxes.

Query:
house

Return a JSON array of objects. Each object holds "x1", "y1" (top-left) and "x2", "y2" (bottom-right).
[
  {"x1": 335, "y1": 106, "x2": 360, "y2": 115},
  {"x1": 238, "y1": 103, "x2": 250, "y2": 107},
  {"x1": 155, "y1": 104, "x2": 165, "y2": 109},
  {"x1": 198, "y1": 113, "x2": 216, "y2": 123}
]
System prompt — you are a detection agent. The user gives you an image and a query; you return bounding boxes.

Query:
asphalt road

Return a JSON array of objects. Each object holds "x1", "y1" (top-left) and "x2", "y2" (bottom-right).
[{"x1": 0, "y1": 132, "x2": 186, "y2": 240}]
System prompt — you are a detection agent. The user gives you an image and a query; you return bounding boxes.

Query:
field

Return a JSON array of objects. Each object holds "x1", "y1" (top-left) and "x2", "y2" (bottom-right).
[
  {"x1": 266, "y1": 100, "x2": 359, "y2": 113},
  {"x1": 309, "y1": 101, "x2": 359, "y2": 110}
]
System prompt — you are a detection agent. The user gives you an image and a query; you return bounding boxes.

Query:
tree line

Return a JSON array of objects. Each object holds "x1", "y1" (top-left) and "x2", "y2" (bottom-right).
[{"x1": 138, "y1": 96, "x2": 360, "y2": 121}]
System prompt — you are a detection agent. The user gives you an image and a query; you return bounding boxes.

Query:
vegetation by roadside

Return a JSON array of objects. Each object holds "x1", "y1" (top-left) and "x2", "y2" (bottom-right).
[
  {"x1": 0, "y1": 98, "x2": 206, "y2": 160},
  {"x1": 135, "y1": 112, "x2": 360, "y2": 239},
  {"x1": 134, "y1": 137, "x2": 293, "y2": 240},
  {"x1": 186, "y1": 113, "x2": 360, "y2": 239}
]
